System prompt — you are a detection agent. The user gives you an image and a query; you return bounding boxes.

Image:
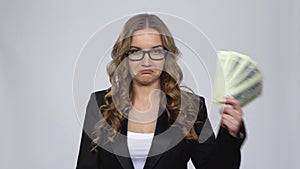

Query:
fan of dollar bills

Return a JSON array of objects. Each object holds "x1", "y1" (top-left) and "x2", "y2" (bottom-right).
[{"x1": 213, "y1": 51, "x2": 263, "y2": 107}]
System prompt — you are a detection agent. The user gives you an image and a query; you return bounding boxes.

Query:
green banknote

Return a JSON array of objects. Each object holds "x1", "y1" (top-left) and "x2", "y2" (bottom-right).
[{"x1": 213, "y1": 51, "x2": 263, "y2": 107}]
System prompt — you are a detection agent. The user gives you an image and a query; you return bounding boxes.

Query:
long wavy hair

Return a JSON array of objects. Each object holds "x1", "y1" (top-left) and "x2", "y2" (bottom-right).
[{"x1": 92, "y1": 14, "x2": 203, "y2": 150}]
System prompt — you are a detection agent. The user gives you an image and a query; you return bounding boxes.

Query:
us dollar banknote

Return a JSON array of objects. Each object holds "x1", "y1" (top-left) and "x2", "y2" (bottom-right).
[{"x1": 213, "y1": 51, "x2": 263, "y2": 107}]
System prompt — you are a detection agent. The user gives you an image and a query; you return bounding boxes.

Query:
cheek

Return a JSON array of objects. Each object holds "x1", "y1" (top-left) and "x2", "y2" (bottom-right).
[
  {"x1": 128, "y1": 61, "x2": 139, "y2": 76},
  {"x1": 154, "y1": 60, "x2": 165, "y2": 72}
]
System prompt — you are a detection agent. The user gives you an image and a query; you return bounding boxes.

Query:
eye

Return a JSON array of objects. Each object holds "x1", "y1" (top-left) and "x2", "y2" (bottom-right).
[
  {"x1": 150, "y1": 48, "x2": 165, "y2": 54},
  {"x1": 128, "y1": 49, "x2": 142, "y2": 55}
]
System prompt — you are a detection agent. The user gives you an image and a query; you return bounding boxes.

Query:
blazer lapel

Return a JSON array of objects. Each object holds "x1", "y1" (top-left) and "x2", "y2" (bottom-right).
[
  {"x1": 143, "y1": 108, "x2": 174, "y2": 169},
  {"x1": 109, "y1": 107, "x2": 174, "y2": 169},
  {"x1": 109, "y1": 119, "x2": 135, "y2": 169}
]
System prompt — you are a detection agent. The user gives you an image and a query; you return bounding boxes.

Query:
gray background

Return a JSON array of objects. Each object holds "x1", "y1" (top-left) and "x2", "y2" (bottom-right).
[{"x1": 0, "y1": 0, "x2": 299, "y2": 169}]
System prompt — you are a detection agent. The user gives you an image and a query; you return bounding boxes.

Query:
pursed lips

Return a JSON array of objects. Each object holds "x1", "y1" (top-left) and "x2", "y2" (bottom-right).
[{"x1": 139, "y1": 69, "x2": 154, "y2": 74}]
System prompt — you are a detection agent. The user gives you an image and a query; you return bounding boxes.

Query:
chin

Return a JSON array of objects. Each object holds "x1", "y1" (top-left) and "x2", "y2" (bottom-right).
[
  {"x1": 135, "y1": 79, "x2": 155, "y2": 85},
  {"x1": 134, "y1": 76, "x2": 160, "y2": 86}
]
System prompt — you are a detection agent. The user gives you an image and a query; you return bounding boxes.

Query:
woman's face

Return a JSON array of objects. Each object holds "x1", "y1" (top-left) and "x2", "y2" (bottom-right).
[{"x1": 128, "y1": 28, "x2": 165, "y2": 86}]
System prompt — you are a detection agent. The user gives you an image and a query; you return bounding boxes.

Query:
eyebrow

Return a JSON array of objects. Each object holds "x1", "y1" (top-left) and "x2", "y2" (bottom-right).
[{"x1": 129, "y1": 45, "x2": 164, "y2": 50}]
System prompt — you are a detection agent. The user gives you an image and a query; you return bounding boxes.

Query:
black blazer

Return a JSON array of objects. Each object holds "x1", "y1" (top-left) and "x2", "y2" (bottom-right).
[{"x1": 76, "y1": 89, "x2": 246, "y2": 169}]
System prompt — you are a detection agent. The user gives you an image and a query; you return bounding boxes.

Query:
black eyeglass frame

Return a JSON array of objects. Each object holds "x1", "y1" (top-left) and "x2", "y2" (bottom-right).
[{"x1": 125, "y1": 48, "x2": 169, "y2": 61}]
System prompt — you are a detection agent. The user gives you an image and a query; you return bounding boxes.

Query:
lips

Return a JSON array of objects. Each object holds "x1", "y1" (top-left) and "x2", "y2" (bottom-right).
[{"x1": 139, "y1": 69, "x2": 154, "y2": 74}]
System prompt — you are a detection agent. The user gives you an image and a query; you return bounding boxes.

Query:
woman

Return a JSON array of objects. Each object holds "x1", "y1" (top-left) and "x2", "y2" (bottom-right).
[{"x1": 76, "y1": 13, "x2": 246, "y2": 169}]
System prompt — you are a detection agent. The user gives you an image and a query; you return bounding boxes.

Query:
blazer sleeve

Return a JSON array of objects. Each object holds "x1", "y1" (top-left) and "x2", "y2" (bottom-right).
[
  {"x1": 76, "y1": 92, "x2": 102, "y2": 169},
  {"x1": 190, "y1": 97, "x2": 246, "y2": 169}
]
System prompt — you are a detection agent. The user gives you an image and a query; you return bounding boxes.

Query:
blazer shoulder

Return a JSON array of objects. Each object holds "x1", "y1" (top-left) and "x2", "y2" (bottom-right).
[
  {"x1": 182, "y1": 90, "x2": 206, "y2": 107},
  {"x1": 82, "y1": 88, "x2": 110, "y2": 136},
  {"x1": 92, "y1": 88, "x2": 111, "y2": 107}
]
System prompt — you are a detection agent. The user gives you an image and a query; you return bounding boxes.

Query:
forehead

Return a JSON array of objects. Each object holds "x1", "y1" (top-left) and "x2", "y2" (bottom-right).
[{"x1": 131, "y1": 29, "x2": 162, "y2": 48}]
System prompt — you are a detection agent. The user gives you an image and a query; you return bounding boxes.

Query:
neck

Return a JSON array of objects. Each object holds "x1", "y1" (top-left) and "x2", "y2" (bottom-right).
[
  {"x1": 132, "y1": 80, "x2": 161, "y2": 101},
  {"x1": 129, "y1": 80, "x2": 162, "y2": 124}
]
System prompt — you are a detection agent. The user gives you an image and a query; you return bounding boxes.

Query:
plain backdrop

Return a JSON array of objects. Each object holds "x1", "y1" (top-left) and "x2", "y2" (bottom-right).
[{"x1": 0, "y1": 0, "x2": 299, "y2": 169}]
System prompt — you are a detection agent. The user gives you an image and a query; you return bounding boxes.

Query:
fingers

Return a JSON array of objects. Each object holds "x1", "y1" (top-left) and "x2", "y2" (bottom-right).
[
  {"x1": 220, "y1": 98, "x2": 243, "y2": 137},
  {"x1": 222, "y1": 106, "x2": 242, "y2": 122},
  {"x1": 222, "y1": 113, "x2": 241, "y2": 136},
  {"x1": 223, "y1": 97, "x2": 242, "y2": 112}
]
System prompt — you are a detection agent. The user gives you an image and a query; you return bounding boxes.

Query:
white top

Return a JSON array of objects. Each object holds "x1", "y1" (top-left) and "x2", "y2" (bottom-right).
[{"x1": 127, "y1": 131, "x2": 154, "y2": 169}]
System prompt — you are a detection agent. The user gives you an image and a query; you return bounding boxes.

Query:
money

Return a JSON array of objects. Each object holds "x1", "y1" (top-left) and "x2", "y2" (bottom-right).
[{"x1": 213, "y1": 51, "x2": 263, "y2": 107}]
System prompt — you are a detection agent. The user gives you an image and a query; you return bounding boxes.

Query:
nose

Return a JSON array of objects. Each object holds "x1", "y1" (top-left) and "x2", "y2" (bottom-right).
[{"x1": 141, "y1": 52, "x2": 152, "y2": 67}]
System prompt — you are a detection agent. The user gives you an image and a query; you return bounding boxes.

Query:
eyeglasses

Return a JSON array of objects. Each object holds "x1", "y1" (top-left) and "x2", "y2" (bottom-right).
[{"x1": 125, "y1": 48, "x2": 168, "y2": 61}]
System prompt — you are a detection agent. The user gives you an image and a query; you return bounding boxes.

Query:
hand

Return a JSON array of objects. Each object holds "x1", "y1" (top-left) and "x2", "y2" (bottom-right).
[{"x1": 221, "y1": 98, "x2": 243, "y2": 138}]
